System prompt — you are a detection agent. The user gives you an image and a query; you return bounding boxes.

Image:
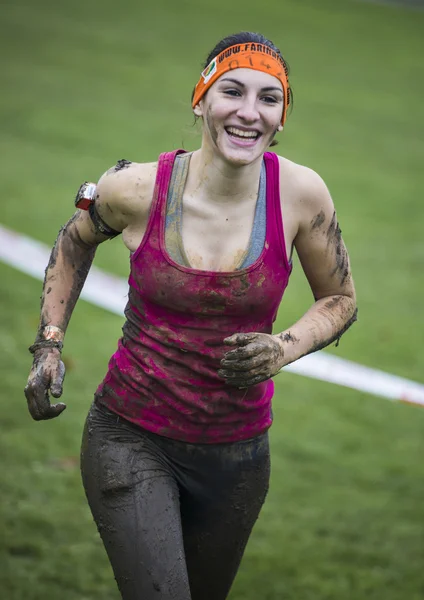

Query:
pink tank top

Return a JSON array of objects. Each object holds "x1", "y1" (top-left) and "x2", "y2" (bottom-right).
[{"x1": 95, "y1": 150, "x2": 292, "y2": 443}]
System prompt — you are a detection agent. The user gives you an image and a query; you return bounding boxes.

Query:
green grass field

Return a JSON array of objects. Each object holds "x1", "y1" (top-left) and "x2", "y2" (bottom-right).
[{"x1": 1, "y1": 0, "x2": 424, "y2": 598}]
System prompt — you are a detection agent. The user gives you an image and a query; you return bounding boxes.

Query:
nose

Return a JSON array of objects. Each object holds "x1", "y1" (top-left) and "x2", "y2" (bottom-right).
[{"x1": 236, "y1": 95, "x2": 260, "y2": 123}]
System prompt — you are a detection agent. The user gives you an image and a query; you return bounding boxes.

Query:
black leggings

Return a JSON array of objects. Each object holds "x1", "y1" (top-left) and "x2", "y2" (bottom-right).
[{"x1": 80, "y1": 402, "x2": 270, "y2": 600}]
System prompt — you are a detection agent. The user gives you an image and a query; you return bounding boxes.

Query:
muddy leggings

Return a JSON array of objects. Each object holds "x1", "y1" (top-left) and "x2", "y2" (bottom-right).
[{"x1": 80, "y1": 402, "x2": 270, "y2": 600}]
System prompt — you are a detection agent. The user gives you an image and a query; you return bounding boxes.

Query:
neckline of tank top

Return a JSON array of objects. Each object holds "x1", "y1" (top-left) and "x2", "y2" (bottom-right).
[
  {"x1": 166, "y1": 153, "x2": 266, "y2": 272},
  {"x1": 157, "y1": 151, "x2": 280, "y2": 277}
]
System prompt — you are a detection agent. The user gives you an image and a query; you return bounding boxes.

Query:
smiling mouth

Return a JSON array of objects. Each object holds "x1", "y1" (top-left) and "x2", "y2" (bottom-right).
[{"x1": 225, "y1": 126, "x2": 261, "y2": 141}]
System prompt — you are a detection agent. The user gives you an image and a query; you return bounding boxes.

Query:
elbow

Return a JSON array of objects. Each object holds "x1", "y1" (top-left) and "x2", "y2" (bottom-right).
[
  {"x1": 348, "y1": 304, "x2": 358, "y2": 328},
  {"x1": 348, "y1": 290, "x2": 357, "y2": 325},
  {"x1": 335, "y1": 304, "x2": 358, "y2": 347},
  {"x1": 346, "y1": 291, "x2": 357, "y2": 319}
]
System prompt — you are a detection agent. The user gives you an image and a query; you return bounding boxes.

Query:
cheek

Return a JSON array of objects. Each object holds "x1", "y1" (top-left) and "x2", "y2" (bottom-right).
[
  {"x1": 262, "y1": 104, "x2": 283, "y2": 133},
  {"x1": 264, "y1": 114, "x2": 282, "y2": 140},
  {"x1": 205, "y1": 105, "x2": 219, "y2": 146}
]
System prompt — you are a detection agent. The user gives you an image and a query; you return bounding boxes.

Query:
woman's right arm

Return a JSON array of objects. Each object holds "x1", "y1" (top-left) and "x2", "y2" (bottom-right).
[{"x1": 24, "y1": 163, "x2": 147, "y2": 421}]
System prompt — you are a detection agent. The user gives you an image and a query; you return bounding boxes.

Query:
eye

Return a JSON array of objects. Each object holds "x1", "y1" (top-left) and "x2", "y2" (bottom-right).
[
  {"x1": 223, "y1": 89, "x2": 241, "y2": 97},
  {"x1": 261, "y1": 96, "x2": 279, "y2": 104}
]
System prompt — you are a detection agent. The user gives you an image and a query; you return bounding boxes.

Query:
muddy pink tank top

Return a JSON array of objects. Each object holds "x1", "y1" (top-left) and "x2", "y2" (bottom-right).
[{"x1": 95, "y1": 150, "x2": 292, "y2": 443}]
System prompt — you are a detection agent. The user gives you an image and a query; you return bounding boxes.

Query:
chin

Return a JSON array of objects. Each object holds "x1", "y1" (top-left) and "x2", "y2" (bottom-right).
[{"x1": 218, "y1": 138, "x2": 266, "y2": 167}]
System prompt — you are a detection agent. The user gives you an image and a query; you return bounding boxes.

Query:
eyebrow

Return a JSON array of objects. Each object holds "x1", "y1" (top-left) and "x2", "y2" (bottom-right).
[{"x1": 219, "y1": 77, "x2": 283, "y2": 93}]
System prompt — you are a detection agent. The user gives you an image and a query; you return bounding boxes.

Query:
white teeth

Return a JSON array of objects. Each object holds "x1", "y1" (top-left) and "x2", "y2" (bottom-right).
[{"x1": 226, "y1": 127, "x2": 259, "y2": 139}]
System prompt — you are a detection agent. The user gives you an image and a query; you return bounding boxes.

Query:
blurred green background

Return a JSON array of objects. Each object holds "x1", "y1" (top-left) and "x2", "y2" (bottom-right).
[{"x1": 1, "y1": 0, "x2": 423, "y2": 598}]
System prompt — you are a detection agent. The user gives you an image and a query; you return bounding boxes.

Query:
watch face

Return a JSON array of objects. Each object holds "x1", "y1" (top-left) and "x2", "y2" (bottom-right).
[{"x1": 75, "y1": 182, "x2": 97, "y2": 210}]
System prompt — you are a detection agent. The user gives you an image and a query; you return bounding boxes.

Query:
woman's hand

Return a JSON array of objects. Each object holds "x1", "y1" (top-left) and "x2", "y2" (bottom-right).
[
  {"x1": 218, "y1": 333, "x2": 285, "y2": 388},
  {"x1": 24, "y1": 348, "x2": 66, "y2": 420}
]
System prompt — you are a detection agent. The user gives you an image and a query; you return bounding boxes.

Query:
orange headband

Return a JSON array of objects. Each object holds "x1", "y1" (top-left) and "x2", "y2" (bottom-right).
[{"x1": 192, "y1": 43, "x2": 291, "y2": 126}]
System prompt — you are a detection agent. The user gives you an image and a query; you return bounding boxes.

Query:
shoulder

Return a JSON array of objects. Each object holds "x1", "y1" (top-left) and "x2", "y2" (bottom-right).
[
  {"x1": 275, "y1": 154, "x2": 335, "y2": 230},
  {"x1": 97, "y1": 160, "x2": 158, "y2": 215},
  {"x1": 276, "y1": 155, "x2": 332, "y2": 206},
  {"x1": 94, "y1": 159, "x2": 158, "y2": 231}
]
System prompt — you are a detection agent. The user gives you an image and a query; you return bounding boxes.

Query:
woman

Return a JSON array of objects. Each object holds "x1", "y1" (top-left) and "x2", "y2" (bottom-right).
[{"x1": 25, "y1": 32, "x2": 357, "y2": 600}]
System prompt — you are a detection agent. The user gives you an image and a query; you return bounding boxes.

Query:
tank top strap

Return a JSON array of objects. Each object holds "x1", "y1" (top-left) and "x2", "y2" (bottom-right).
[
  {"x1": 153, "y1": 149, "x2": 186, "y2": 220},
  {"x1": 165, "y1": 153, "x2": 192, "y2": 267},
  {"x1": 131, "y1": 149, "x2": 185, "y2": 261},
  {"x1": 238, "y1": 159, "x2": 266, "y2": 269},
  {"x1": 263, "y1": 151, "x2": 291, "y2": 271}
]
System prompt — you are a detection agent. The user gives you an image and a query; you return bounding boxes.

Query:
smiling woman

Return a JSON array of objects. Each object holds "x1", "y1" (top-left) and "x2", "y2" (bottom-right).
[
  {"x1": 192, "y1": 32, "x2": 293, "y2": 153},
  {"x1": 24, "y1": 31, "x2": 357, "y2": 600},
  {"x1": 199, "y1": 69, "x2": 284, "y2": 157}
]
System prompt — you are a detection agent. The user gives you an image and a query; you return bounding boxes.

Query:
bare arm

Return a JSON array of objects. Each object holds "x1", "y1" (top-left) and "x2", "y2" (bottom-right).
[
  {"x1": 37, "y1": 212, "x2": 102, "y2": 338},
  {"x1": 275, "y1": 168, "x2": 357, "y2": 365},
  {"x1": 219, "y1": 167, "x2": 357, "y2": 387},
  {"x1": 24, "y1": 163, "x2": 147, "y2": 420}
]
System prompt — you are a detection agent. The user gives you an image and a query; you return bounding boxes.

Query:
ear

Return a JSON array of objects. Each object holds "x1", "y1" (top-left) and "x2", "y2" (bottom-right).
[{"x1": 193, "y1": 102, "x2": 203, "y2": 118}]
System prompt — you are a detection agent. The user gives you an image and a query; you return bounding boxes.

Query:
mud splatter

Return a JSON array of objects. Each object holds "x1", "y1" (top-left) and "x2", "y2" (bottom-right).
[
  {"x1": 220, "y1": 333, "x2": 284, "y2": 387},
  {"x1": 240, "y1": 274, "x2": 249, "y2": 293},
  {"x1": 38, "y1": 219, "x2": 73, "y2": 326},
  {"x1": 326, "y1": 211, "x2": 338, "y2": 239},
  {"x1": 206, "y1": 106, "x2": 219, "y2": 147},
  {"x1": 81, "y1": 404, "x2": 270, "y2": 597},
  {"x1": 324, "y1": 296, "x2": 343, "y2": 311},
  {"x1": 335, "y1": 307, "x2": 358, "y2": 347},
  {"x1": 199, "y1": 290, "x2": 226, "y2": 312},
  {"x1": 37, "y1": 212, "x2": 97, "y2": 338},
  {"x1": 114, "y1": 159, "x2": 132, "y2": 172},
  {"x1": 233, "y1": 274, "x2": 250, "y2": 297},
  {"x1": 326, "y1": 211, "x2": 349, "y2": 286},
  {"x1": 310, "y1": 210, "x2": 325, "y2": 230},
  {"x1": 61, "y1": 246, "x2": 96, "y2": 332},
  {"x1": 25, "y1": 345, "x2": 65, "y2": 420},
  {"x1": 304, "y1": 305, "x2": 358, "y2": 356},
  {"x1": 44, "y1": 228, "x2": 62, "y2": 272},
  {"x1": 281, "y1": 332, "x2": 298, "y2": 343}
]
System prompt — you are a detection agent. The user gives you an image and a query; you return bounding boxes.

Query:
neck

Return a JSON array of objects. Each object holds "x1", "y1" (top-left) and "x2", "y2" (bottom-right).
[{"x1": 188, "y1": 142, "x2": 264, "y2": 204}]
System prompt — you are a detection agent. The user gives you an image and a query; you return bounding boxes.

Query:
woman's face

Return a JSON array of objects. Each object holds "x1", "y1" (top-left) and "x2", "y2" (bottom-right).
[{"x1": 195, "y1": 68, "x2": 284, "y2": 166}]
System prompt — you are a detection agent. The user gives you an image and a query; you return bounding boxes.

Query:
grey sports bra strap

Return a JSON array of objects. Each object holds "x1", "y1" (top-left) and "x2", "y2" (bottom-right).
[
  {"x1": 238, "y1": 160, "x2": 267, "y2": 269},
  {"x1": 165, "y1": 153, "x2": 192, "y2": 267}
]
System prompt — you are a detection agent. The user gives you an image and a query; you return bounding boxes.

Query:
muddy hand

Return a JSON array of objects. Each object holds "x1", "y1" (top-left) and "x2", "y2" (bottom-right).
[
  {"x1": 24, "y1": 348, "x2": 66, "y2": 420},
  {"x1": 218, "y1": 332, "x2": 285, "y2": 388}
]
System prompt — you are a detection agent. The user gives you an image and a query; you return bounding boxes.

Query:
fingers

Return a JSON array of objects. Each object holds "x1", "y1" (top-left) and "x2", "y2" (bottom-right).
[
  {"x1": 220, "y1": 353, "x2": 268, "y2": 372},
  {"x1": 223, "y1": 333, "x2": 258, "y2": 346},
  {"x1": 44, "y1": 402, "x2": 67, "y2": 419},
  {"x1": 24, "y1": 358, "x2": 67, "y2": 420},
  {"x1": 222, "y1": 344, "x2": 260, "y2": 361},
  {"x1": 24, "y1": 386, "x2": 48, "y2": 420},
  {"x1": 30, "y1": 402, "x2": 66, "y2": 420},
  {"x1": 50, "y1": 361, "x2": 65, "y2": 398},
  {"x1": 218, "y1": 359, "x2": 271, "y2": 384},
  {"x1": 220, "y1": 332, "x2": 283, "y2": 388},
  {"x1": 223, "y1": 333, "x2": 272, "y2": 361},
  {"x1": 25, "y1": 385, "x2": 67, "y2": 420}
]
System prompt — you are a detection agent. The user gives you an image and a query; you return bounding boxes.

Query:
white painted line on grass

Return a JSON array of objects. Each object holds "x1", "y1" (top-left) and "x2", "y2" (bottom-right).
[
  {"x1": 284, "y1": 353, "x2": 424, "y2": 407},
  {"x1": 0, "y1": 224, "x2": 128, "y2": 315},
  {"x1": 1, "y1": 223, "x2": 423, "y2": 408}
]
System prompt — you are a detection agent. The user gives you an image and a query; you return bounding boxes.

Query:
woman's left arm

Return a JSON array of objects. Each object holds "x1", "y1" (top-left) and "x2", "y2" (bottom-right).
[
  {"x1": 219, "y1": 168, "x2": 357, "y2": 387},
  {"x1": 275, "y1": 167, "x2": 357, "y2": 365}
]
